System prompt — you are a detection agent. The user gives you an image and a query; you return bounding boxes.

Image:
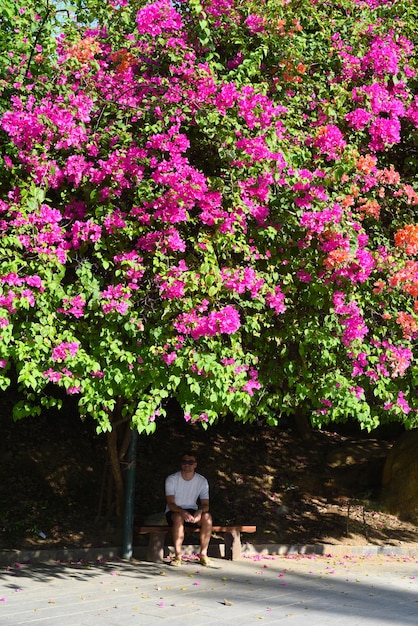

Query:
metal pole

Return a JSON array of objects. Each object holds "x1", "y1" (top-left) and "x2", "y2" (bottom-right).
[{"x1": 121, "y1": 428, "x2": 138, "y2": 559}]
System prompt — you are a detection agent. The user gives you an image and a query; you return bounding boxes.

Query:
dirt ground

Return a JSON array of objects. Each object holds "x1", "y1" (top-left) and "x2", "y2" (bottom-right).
[{"x1": 1, "y1": 409, "x2": 418, "y2": 550}]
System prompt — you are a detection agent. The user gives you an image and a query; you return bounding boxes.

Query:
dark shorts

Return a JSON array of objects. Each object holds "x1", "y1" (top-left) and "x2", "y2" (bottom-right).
[{"x1": 166, "y1": 509, "x2": 200, "y2": 528}]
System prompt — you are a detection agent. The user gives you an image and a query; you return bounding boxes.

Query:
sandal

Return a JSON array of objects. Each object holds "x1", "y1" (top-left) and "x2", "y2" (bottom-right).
[
  {"x1": 169, "y1": 556, "x2": 182, "y2": 566},
  {"x1": 198, "y1": 555, "x2": 221, "y2": 568}
]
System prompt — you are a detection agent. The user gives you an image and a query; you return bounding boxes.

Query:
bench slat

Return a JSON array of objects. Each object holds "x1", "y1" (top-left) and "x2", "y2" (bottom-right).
[
  {"x1": 137, "y1": 525, "x2": 256, "y2": 533},
  {"x1": 212, "y1": 525, "x2": 256, "y2": 533}
]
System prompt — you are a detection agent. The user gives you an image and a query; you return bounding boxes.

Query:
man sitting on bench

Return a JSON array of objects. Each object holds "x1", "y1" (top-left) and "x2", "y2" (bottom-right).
[{"x1": 165, "y1": 450, "x2": 213, "y2": 566}]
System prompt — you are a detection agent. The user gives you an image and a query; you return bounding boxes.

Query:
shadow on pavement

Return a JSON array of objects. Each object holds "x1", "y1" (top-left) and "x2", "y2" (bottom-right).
[{"x1": 0, "y1": 556, "x2": 417, "y2": 624}]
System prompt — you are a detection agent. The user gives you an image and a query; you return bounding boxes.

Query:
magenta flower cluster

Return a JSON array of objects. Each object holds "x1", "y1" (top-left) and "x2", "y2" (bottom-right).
[
  {"x1": 335, "y1": 30, "x2": 416, "y2": 152},
  {"x1": 333, "y1": 292, "x2": 369, "y2": 347},
  {"x1": 173, "y1": 305, "x2": 241, "y2": 339}
]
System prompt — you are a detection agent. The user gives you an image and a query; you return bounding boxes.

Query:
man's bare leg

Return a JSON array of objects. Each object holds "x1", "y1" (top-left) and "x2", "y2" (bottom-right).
[
  {"x1": 199, "y1": 512, "x2": 213, "y2": 557},
  {"x1": 171, "y1": 513, "x2": 185, "y2": 558}
]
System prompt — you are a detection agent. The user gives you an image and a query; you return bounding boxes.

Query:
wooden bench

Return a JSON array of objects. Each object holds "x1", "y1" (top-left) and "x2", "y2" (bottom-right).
[{"x1": 137, "y1": 525, "x2": 256, "y2": 562}]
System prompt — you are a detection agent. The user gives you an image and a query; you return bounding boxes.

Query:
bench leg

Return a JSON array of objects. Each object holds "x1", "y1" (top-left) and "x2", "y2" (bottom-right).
[
  {"x1": 223, "y1": 530, "x2": 242, "y2": 560},
  {"x1": 146, "y1": 532, "x2": 166, "y2": 563}
]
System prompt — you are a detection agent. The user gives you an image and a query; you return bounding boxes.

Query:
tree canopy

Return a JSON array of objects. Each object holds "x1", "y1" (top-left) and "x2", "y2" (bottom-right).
[{"x1": 1, "y1": 0, "x2": 418, "y2": 436}]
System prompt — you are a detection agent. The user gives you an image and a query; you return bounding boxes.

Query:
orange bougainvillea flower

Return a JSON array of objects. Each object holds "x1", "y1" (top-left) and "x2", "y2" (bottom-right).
[
  {"x1": 389, "y1": 260, "x2": 418, "y2": 297},
  {"x1": 280, "y1": 59, "x2": 305, "y2": 83},
  {"x1": 358, "y1": 198, "x2": 381, "y2": 220},
  {"x1": 397, "y1": 311, "x2": 418, "y2": 339},
  {"x1": 323, "y1": 248, "x2": 351, "y2": 270},
  {"x1": 394, "y1": 224, "x2": 418, "y2": 255},
  {"x1": 341, "y1": 194, "x2": 355, "y2": 208},
  {"x1": 110, "y1": 49, "x2": 137, "y2": 73},
  {"x1": 356, "y1": 154, "x2": 377, "y2": 175},
  {"x1": 402, "y1": 184, "x2": 418, "y2": 205},
  {"x1": 373, "y1": 280, "x2": 386, "y2": 294},
  {"x1": 377, "y1": 165, "x2": 400, "y2": 185},
  {"x1": 66, "y1": 36, "x2": 101, "y2": 63},
  {"x1": 350, "y1": 184, "x2": 359, "y2": 198}
]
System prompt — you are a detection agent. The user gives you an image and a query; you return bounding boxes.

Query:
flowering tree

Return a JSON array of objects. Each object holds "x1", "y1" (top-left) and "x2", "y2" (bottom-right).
[{"x1": 1, "y1": 0, "x2": 418, "y2": 512}]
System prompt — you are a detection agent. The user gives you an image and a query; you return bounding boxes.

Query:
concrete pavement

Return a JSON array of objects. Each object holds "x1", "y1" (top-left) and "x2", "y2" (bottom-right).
[{"x1": 0, "y1": 549, "x2": 418, "y2": 625}]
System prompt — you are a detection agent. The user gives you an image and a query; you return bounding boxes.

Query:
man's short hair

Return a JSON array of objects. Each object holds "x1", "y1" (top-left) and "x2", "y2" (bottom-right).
[{"x1": 181, "y1": 450, "x2": 198, "y2": 461}]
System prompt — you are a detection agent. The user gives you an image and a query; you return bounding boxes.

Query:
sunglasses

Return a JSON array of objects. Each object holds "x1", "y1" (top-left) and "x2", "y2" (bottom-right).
[{"x1": 181, "y1": 460, "x2": 195, "y2": 465}]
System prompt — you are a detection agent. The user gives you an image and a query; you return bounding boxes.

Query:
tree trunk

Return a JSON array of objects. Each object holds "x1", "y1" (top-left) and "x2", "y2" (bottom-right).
[
  {"x1": 107, "y1": 427, "x2": 125, "y2": 518},
  {"x1": 294, "y1": 411, "x2": 312, "y2": 441},
  {"x1": 103, "y1": 401, "x2": 131, "y2": 520}
]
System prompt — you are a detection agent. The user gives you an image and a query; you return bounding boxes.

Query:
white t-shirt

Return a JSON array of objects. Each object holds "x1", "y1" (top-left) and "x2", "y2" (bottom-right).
[{"x1": 165, "y1": 471, "x2": 209, "y2": 512}]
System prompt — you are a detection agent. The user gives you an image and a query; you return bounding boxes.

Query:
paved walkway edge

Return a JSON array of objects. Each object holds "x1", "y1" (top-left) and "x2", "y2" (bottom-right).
[
  {"x1": 1, "y1": 541, "x2": 418, "y2": 565},
  {"x1": 241, "y1": 542, "x2": 418, "y2": 557}
]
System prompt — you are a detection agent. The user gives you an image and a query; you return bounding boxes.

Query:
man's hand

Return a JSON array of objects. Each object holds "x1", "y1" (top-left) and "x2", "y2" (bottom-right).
[
  {"x1": 191, "y1": 509, "x2": 202, "y2": 524},
  {"x1": 182, "y1": 510, "x2": 197, "y2": 523},
  {"x1": 181, "y1": 509, "x2": 203, "y2": 523}
]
